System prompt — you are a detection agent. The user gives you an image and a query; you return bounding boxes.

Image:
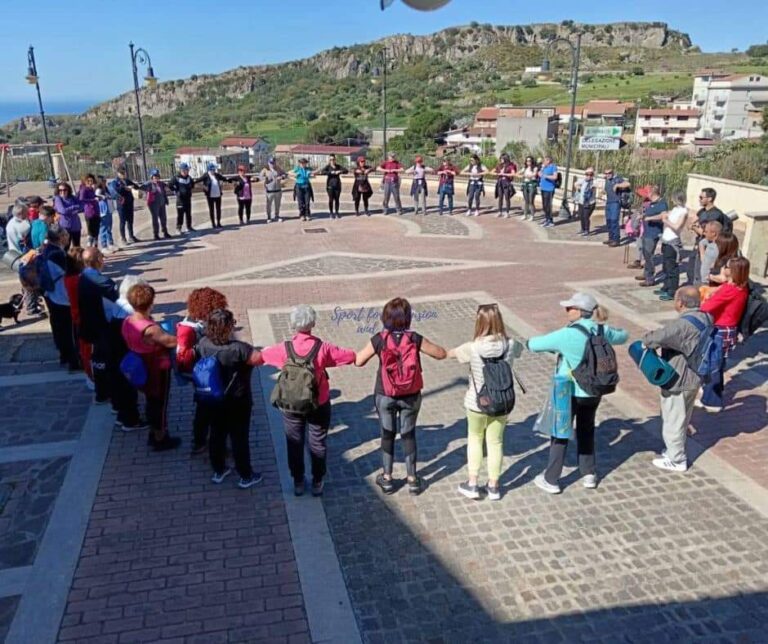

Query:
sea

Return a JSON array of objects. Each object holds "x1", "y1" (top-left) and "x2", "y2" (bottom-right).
[{"x1": 0, "y1": 99, "x2": 97, "y2": 126}]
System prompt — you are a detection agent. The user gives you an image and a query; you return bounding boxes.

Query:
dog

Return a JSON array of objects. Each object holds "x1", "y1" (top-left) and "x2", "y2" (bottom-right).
[{"x1": 0, "y1": 294, "x2": 24, "y2": 326}]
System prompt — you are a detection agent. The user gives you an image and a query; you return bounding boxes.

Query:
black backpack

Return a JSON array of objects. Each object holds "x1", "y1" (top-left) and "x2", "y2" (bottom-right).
[
  {"x1": 571, "y1": 324, "x2": 619, "y2": 396},
  {"x1": 472, "y1": 353, "x2": 516, "y2": 416},
  {"x1": 739, "y1": 282, "x2": 768, "y2": 341}
]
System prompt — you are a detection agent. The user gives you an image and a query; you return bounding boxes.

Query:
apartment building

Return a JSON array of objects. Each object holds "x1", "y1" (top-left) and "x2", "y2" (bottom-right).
[
  {"x1": 634, "y1": 107, "x2": 701, "y2": 144},
  {"x1": 692, "y1": 71, "x2": 768, "y2": 139}
]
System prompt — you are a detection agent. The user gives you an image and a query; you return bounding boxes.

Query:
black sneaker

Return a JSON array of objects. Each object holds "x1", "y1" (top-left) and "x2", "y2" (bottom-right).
[
  {"x1": 407, "y1": 477, "x2": 422, "y2": 495},
  {"x1": 130, "y1": 236, "x2": 140, "y2": 243},
  {"x1": 311, "y1": 479, "x2": 325, "y2": 497},
  {"x1": 153, "y1": 235, "x2": 160, "y2": 241},
  {"x1": 238, "y1": 473, "x2": 264, "y2": 489},
  {"x1": 375, "y1": 473, "x2": 394, "y2": 495},
  {"x1": 152, "y1": 434, "x2": 181, "y2": 452},
  {"x1": 458, "y1": 481, "x2": 480, "y2": 500},
  {"x1": 486, "y1": 484, "x2": 501, "y2": 501},
  {"x1": 294, "y1": 479, "x2": 305, "y2": 497},
  {"x1": 163, "y1": 231, "x2": 172, "y2": 239}
]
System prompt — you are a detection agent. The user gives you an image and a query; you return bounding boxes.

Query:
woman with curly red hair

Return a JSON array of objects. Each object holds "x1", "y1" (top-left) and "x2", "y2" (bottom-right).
[{"x1": 176, "y1": 287, "x2": 229, "y2": 454}]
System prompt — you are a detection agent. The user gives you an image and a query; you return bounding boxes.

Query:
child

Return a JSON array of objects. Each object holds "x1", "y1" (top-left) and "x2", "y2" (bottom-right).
[
  {"x1": 95, "y1": 187, "x2": 117, "y2": 253},
  {"x1": 30, "y1": 205, "x2": 54, "y2": 250}
]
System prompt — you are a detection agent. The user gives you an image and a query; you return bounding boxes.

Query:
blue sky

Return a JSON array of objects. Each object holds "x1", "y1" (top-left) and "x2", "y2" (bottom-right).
[{"x1": 1, "y1": 0, "x2": 766, "y2": 104}]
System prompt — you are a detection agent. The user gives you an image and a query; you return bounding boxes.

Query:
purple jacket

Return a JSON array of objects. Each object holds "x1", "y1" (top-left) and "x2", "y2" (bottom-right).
[
  {"x1": 54, "y1": 195, "x2": 82, "y2": 232},
  {"x1": 78, "y1": 185, "x2": 99, "y2": 219}
]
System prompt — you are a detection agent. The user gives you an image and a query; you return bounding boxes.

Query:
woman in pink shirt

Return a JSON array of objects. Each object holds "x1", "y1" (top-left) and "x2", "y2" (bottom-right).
[
  {"x1": 121, "y1": 283, "x2": 181, "y2": 451},
  {"x1": 258, "y1": 304, "x2": 356, "y2": 497}
]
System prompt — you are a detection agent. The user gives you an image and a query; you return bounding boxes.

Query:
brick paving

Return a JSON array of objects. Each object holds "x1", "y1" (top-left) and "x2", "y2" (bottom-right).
[{"x1": 0, "y1": 189, "x2": 765, "y2": 642}]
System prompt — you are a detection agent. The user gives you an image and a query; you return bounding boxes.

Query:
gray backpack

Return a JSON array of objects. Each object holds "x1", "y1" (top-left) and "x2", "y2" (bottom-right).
[{"x1": 270, "y1": 339, "x2": 322, "y2": 415}]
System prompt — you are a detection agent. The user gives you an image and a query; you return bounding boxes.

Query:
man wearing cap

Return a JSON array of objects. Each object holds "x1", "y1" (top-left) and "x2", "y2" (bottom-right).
[
  {"x1": 527, "y1": 292, "x2": 628, "y2": 493},
  {"x1": 261, "y1": 157, "x2": 287, "y2": 223},
  {"x1": 378, "y1": 152, "x2": 404, "y2": 216},
  {"x1": 290, "y1": 158, "x2": 315, "y2": 222},
  {"x1": 168, "y1": 163, "x2": 198, "y2": 234},
  {"x1": 642, "y1": 286, "x2": 710, "y2": 473},
  {"x1": 199, "y1": 163, "x2": 232, "y2": 228},
  {"x1": 602, "y1": 168, "x2": 631, "y2": 247},
  {"x1": 108, "y1": 168, "x2": 140, "y2": 245}
]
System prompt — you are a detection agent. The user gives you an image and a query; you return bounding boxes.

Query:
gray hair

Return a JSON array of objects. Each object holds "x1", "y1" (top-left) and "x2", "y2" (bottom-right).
[
  {"x1": 46, "y1": 223, "x2": 67, "y2": 245},
  {"x1": 119, "y1": 275, "x2": 147, "y2": 300},
  {"x1": 290, "y1": 304, "x2": 316, "y2": 332},
  {"x1": 12, "y1": 204, "x2": 28, "y2": 220},
  {"x1": 671, "y1": 191, "x2": 686, "y2": 208},
  {"x1": 676, "y1": 286, "x2": 701, "y2": 309}
]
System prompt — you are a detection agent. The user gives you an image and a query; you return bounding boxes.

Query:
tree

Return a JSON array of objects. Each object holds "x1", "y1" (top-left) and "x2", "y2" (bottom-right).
[
  {"x1": 406, "y1": 109, "x2": 453, "y2": 142},
  {"x1": 746, "y1": 43, "x2": 768, "y2": 57},
  {"x1": 307, "y1": 118, "x2": 359, "y2": 144}
]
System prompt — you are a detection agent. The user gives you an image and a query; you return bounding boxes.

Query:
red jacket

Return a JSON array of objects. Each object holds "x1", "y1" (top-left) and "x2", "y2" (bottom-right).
[
  {"x1": 176, "y1": 319, "x2": 202, "y2": 372},
  {"x1": 701, "y1": 283, "x2": 748, "y2": 328}
]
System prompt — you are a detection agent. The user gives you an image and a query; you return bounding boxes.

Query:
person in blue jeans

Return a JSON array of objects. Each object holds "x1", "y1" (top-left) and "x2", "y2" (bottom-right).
[
  {"x1": 538, "y1": 156, "x2": 558, "y2": 227},
  {"x1": 635, "y1": 186, "x2": 667, "y2": 287},
  {"x1": 602, "y1": 168, "x2": 630, "y2": 247}
]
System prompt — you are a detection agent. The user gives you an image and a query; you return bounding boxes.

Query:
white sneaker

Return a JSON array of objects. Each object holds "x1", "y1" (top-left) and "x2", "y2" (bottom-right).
[
  {"x1": 465, "y1": 210, "x2": 472, "y2": 217},
  {"x1": 694, "y1": 399, "x2": 723, "y2": 413},
  {"x1": 582, "y1": 474, "x2": 598, "y2": 489},
  {"x1": 652, "y1": 456, "x2": 688, "y2": 473},
  {"x1": 473, "y1": 210, "x2": 480, "y2": 217},
  {"x1": 534, "y1": 473, "x2": 561, "y2": 494},
  {"x1": 84, "y1": 378, "x2": 95, "y2": 391},
  {"x1": 211, "y1": 468, "x2": 232, "y2": 484}
]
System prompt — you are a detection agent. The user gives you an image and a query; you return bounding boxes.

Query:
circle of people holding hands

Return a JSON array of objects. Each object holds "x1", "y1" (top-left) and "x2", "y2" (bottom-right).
[{"x1": 3, "y1": 214, "x2": 759, "y2": 499}]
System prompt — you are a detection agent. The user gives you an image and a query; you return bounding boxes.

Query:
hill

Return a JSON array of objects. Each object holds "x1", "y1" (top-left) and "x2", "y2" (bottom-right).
[{"x1": 1, "y1": 21, "x2": 765, "y2": 163}]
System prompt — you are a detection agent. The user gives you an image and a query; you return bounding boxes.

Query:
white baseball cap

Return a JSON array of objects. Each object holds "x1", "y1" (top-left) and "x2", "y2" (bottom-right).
[{"x1": 559, "y1": 292, "x2": 598, "y2": 312}]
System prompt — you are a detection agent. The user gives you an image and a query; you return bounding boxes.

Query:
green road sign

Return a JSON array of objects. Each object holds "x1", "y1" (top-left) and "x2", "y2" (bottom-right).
[{"x1": 583, "y1": 126, "x2": 623, "y2": 138}]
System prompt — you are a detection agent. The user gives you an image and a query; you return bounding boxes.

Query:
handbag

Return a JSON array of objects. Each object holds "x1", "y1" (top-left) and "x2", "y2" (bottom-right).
[{"x1": 532, "y1": 373, "x2": 573, "y2": 439}]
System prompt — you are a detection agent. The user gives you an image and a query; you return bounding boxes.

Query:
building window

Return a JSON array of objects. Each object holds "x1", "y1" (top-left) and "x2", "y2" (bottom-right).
[{"x1": 679, "y1": 130, "x2": 686, "y2": 137}]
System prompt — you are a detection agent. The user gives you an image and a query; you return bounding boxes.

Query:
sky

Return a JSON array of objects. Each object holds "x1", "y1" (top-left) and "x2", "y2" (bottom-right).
[{"x1": 1, "y1": 0, "x2": 766, "y2": 106}]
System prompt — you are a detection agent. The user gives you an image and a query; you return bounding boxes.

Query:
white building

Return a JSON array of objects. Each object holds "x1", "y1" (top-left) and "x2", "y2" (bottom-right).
[
  {"x1": 368, "y1": 127, "x2": 407, "y2": 148},
  {"x1": 444, "y1": 127, "x2": 495, "y2": 154},
  {"x1": 219, "y1": 136, "x2": 270, "y2": 167},
  {"x1": 635, "y1": 107, "x2": 701, "y2": 144},
  {"x1": 692, "y1": 71, "x2": 768, "y2": 139},
  {"x1": 174, "y1": 147, "x2": 249, "y2": 177}
]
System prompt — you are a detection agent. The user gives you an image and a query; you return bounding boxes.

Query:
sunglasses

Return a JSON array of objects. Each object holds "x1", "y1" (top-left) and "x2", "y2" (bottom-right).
[{"x1": 57, "y1": 188, "x2": 68, "y2": 193}]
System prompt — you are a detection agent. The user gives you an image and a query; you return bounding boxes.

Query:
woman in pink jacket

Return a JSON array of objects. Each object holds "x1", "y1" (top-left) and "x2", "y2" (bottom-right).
[{"x1": 258, "y1": 304, "x2": 356, "y2": 497}]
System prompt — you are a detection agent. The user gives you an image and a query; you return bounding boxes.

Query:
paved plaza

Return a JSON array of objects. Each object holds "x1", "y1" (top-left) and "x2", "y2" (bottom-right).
[{"x1": 0, "y1": 188, "x2": 766, "y2": 643}]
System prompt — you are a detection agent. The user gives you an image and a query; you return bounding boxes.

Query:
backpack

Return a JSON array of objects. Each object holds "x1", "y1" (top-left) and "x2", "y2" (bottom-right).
[
  {"x1": 378, "y1": 330, "x2": 423, "y2": 397},
  {"x1": 270, "y1": 339, "x2": 322, "y2": 415},
  {"x1": 739, "y1": 282, "x2": 768, "y2": 341},
  {"x1": 554, "y1": 172, "x2": 563, "y2": 189},
  {"x1": 681, "y1": 314, "x2": 723, "y2": 383},
  {"x1": 472, "y1": 350, "x2": 516, "y2": 416},
  {"x1": 192, "y1": 356, "x2": 234, "y2": 402},
  {"x1": 19, "y1": 252, "x2": 55, "y2": 295},
  {"x1": 618, "y1": 188, "x2": 633, "y2": 210},
  {"x1": 119, "y1": 351, "x2": 148, "y2": 389},
  {"x1": 570, "y1": 324, "x2": 619, "y2": 396}
]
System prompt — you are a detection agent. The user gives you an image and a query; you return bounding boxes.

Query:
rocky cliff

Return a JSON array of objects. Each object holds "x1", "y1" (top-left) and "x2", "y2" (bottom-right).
[{"x1": 84, "y1": 22, "x2": 692, "y2": 120}]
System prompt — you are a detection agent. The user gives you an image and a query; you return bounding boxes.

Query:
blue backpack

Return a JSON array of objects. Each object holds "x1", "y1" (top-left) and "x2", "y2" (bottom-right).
[
  {"x1": 192, "y1": 356, "x2": 232, "y2": 402},
  {"x1": 120, "y1": 352, "x2": 148, "y2": 388},
  {"x1": 682, "y1": 315, "x2": 723, "y2": 383}
]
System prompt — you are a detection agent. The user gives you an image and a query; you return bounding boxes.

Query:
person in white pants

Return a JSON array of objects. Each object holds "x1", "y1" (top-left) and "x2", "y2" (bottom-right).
[{"x1": 642, "y1": 286, "x2": 709, "y2": 472}]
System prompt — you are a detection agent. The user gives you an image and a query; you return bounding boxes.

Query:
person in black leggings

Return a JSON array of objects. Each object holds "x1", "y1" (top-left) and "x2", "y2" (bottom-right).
[
  {"x1": 355, "y1": 297, "x2": 447, "y2": 495},
  {"x1": 199, "y1": 164, "x2": 231, "y2": 228},
  {"x1": 319, "y1": 155, "x2": 348, "y2": 219},
  {"x1": 351, "y1": 157, "x2": 373, "y2": 216},
  {"x1": 231, "y1": 164, "x2": 259, "y2": 224}
]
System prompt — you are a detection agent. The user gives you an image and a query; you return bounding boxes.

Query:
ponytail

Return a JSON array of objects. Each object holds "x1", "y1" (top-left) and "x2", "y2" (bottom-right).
[{"x1": 593, "y1": 305, "x2": 609, "y2": 324}]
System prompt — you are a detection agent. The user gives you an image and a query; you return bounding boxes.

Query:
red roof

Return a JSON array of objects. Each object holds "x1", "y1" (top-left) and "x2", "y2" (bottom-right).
[
  {"x1": 555, "y1": 105, "x2": 584, "y2": 116},
  {"x1": 638, "y1": 109, "x2": 700, "y2": 117},
  {"x1": 287, "y1": 144, "x2": 366, "y2": 155},
  {"x1": 219, "y1": 136, "x2": 264, "y2": 147},
  {"x1": 475, "y1": 107, "x2": 499, "y2": 121},
  {"x1": 583, "y1": 100, "x2": 633, "y2": 116}
]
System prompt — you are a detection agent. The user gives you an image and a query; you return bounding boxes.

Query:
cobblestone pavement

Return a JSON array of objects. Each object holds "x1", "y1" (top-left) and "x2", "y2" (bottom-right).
[{"x1": 0, "y1": 191, "x2": 765, "y2": 643}]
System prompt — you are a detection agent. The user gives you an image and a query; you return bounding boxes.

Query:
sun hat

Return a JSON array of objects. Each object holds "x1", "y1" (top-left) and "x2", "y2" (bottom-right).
[{"x1": 559, "y1": 292, "x2": 598, "y2": 312}]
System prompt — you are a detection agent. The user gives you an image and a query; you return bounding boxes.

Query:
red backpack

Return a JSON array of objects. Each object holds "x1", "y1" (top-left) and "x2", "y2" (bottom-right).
[{"x1": 379, "y1": 330, "x2": 423, "y2": 397}]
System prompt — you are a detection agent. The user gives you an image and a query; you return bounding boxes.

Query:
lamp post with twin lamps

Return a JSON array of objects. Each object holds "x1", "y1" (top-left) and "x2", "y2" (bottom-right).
[
  {"x1": 25, "y1": 46, "x2": 56, "y2": 182},
  {"x1": 541, "y1": 31, "x2": 582, "y2": 219},
  {"x1": 129, "y1": 42, "x2": 158, "y2": 181}
]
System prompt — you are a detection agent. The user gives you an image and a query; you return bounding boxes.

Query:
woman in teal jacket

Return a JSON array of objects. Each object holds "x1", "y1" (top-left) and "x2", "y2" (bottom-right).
[{"x1": 527, "y1": 292, "x2": 628, "y2": 494}]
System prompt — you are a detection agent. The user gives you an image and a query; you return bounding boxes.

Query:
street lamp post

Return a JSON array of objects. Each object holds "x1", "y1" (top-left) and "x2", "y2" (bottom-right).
[
  {"x1": 541, "y1": 32, "x2": 582, "y2": 219},
  {"x1": 370, "y1": 48, "x2": 389, "y2": 160},
  {"x1": 129, "y1": 42, "x2": 158, "y2": 181},
  {"x1": 25, "y1": 46, "x2": 56, "y2": 181}
]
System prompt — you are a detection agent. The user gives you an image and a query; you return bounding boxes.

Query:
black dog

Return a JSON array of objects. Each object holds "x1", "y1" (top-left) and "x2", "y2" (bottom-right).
[{"x1": 0, "y1": 294, "x2": 23, "y2": 326}]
